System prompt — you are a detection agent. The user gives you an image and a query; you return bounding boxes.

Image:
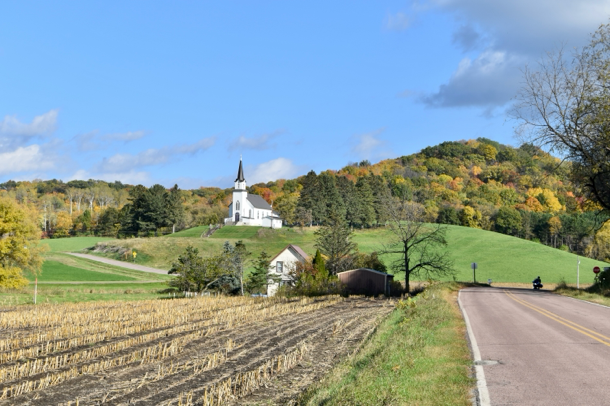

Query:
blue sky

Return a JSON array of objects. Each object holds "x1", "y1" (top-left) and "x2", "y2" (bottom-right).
[{"x1": 1, "y1": 1, "x2": 608, "y2": 189}]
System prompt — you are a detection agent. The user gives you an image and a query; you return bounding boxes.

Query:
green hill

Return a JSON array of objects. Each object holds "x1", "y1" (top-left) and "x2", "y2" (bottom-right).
[{"x1": 84, "y1": 225, "x2": 608, "y2": 284}]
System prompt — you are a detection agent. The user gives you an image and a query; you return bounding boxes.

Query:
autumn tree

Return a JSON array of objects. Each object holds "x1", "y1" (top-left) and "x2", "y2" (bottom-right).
[
  {"x1": 0, "y1": 197, "x2": 45, "y2": 288},
  {"x1": 511, "y1": 22, "x2": 610, "y2": 212}
]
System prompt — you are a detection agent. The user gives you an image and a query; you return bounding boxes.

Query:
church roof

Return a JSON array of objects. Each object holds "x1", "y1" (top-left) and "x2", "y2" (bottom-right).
[
  {"x1": 247, "y1": 194, "x2": 272, "y2": 210},
  {"x1": 235, "y1": 159, "x2": 245, "y2": 182}
]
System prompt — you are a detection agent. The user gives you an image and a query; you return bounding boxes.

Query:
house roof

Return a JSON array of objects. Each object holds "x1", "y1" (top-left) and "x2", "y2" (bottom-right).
[
  {"x1": 337, "y1": 268, "x2": 394, "y2": 278},
  {"x1": 247, "y1": 194, "x2": 272, "y2": 210},
  {"x1": 270, "y1": 244, "x2": 309, "y2": 263},
  {"x1": 235, "y1": 159, "x2": 245, "y2": 182}
]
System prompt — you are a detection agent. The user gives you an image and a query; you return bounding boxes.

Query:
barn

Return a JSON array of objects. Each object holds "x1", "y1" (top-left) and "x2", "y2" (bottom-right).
[{"x1": 337, "y1": 268, "x2": 394, "y2": 296}]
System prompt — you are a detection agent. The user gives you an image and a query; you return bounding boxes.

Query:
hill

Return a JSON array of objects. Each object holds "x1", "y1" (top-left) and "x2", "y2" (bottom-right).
[{"x1": 84, "y1": 225, "x2": 607, "y2": 285}]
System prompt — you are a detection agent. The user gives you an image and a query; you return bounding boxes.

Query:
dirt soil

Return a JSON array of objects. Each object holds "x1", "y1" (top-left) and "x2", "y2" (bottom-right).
[{"x1": 0, "y1": 297, "x2": 393, "y2": 406}]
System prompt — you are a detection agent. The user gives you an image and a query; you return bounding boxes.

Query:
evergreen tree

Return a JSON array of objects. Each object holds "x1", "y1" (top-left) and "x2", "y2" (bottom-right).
[
  {"x1": 317, "y1": 172, "x2": 345, "y2": 224},
  {"x1": 314, "y1": 210, "x2": 357, "y2": 275},
  {"x1": 296, "y1": 170, "x2": 323, "y2": 224},
  {"x1": 355, "y1": 177, "x2": 376, "y2": 227},
  {"x1": 247, "y1": 250, "x2": 279, "y2": 293}
]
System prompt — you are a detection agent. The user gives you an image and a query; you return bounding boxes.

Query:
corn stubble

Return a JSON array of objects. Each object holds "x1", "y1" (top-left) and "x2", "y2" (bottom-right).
[{"x1": 0, "y1": 295, "x2": 389, "y2": 405}]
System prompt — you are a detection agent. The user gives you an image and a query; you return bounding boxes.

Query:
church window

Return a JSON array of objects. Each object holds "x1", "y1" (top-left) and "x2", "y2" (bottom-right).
[{"x1": 236, "y1": 201, "x2": 240, "y2": 211}]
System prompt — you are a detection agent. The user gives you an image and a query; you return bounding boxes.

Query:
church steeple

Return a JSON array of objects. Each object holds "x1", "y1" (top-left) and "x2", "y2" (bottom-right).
[
  {"x1": 235, "y1": 157, "x2": 245, "y2": 182},
  {"x1": 234, "y1": 157, "x2": 247, "y2": 191}
]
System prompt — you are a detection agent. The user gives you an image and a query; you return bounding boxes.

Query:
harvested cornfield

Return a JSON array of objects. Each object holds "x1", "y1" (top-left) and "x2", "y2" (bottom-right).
[{"x1": 0, "y1": 295, "x2": 393, "y2": 405}]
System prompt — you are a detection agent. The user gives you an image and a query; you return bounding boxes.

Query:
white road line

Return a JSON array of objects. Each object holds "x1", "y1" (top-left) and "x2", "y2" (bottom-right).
[{"x1": 458, "y1": 290, "x2": 491, "y2": 406}]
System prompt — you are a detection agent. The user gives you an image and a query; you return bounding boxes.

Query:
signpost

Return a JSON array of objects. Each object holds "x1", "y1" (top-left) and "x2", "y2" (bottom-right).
[
  {"x1": 594, "y1": 266, "x2": 601, "y2": 274},
  {"x1": 132, "y1": 250, "x2": 137, "y2": 263},
  {"x1": 471, "y1": 262, "x2": 478, "y2": 283},
  {"x1": 577, "y1": 256, "x2": 580, "y2": 289}
]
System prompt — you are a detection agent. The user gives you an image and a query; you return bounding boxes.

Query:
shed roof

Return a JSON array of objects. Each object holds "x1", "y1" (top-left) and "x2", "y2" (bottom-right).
[{"x1": 337, "y1": 268, "x2": 394, "y2": 278}]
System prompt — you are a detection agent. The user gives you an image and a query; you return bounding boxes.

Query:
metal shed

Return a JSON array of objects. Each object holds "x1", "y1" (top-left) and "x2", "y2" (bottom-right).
[{"x1": 337, "y1": 268, "x2": 394, "y2": 296}]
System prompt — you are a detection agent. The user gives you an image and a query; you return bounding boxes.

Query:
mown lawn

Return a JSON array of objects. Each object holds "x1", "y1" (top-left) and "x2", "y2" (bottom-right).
[
  {"x1": 41, "y1": 236, "x2": 113, "y2": 252},
  {"x1": 299, "y1": 283, "x2": 473, "y2": 405},
  {"x1": 166, "y1": 225, "x2": 209, "y2": 238},
  {"x1": 29, "y1": 260, "x2": 136, "y2": 282}
]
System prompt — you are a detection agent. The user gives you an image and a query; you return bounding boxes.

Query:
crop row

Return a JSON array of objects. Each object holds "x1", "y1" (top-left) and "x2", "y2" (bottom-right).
[{"x1": 0, "y1": 297, "x2": 342, "y2": 385}]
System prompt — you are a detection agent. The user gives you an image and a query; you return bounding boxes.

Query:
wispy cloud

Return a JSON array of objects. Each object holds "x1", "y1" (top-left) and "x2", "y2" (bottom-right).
[
  {"x1": 103, "y1": 130, "x2": 146, "y2": 142},
  {"x1": 351, "y1": 128, "x2": 386, "y2": 159},
  {"x1": 97, "y1": 137, "x2": 216, "y2": 172},
  {"x1": 0, "y1": 109, "x2": 58, "y2": 137},
  {"x1": 74, "y1": 131, "x2": 100, "y2": 152},
  {"x1": 385, "y1": 12, "x2": 411, "y2": 31},
  {"x1": 248, "y1": 157, "x2": 301, "y2": 184},
  {"x1": 229, "y1": 130, "x2": 283, "y2": 151}
]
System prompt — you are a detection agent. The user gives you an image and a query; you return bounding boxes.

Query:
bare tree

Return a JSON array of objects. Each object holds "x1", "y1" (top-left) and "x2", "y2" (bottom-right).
[
  {"x1": 381, "y1": 195, "x2": 454, "y2": 293},
  {"x1": 510, "y1": 23, "x2": 610, "y2": 211}
]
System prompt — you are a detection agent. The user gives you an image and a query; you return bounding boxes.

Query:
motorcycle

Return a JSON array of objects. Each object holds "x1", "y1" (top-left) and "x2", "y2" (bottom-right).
[{"x1": 532, "y1": 281, "x2": 543, "y2": 290}]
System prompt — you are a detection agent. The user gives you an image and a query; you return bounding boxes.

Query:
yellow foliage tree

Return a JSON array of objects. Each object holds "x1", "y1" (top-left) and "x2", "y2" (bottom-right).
[
  {"x1": 586, "y1": 222, "x2": 610, "y2": 262},
  {"x1": 0, "y1": 197, "x2": 45, "y2": 289},
  {"x1": 53, "y1": 211, "x2": 73, "y2": 238}
]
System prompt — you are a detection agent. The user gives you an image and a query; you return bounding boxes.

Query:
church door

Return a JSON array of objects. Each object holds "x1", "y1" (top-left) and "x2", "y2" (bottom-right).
[{"x1": 235, "y1": 212, "x2": 240, "y2": 222}]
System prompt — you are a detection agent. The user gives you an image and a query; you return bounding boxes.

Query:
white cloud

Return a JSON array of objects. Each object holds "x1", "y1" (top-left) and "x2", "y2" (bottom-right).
[
  {"x1": 248, "y1": 158, "x2": 300, "y2": 184},
  {"x1": 0, "y1": 144, "x2": 56, "y2": 175},
  {"x1": 351, "y1": 128, "x2": 386, "y2": 159},
  {"x1": 97, "y1": 137, "x2": 216, "y2": 172},
  {"x1": 103, "y1": 130, "x2": 146, "y2": 142},
  {"x1": 385, "y1": 12, "x2": 411, "y2": 31},
  {"x1": 420, "y1": 0, "x2": 610, "y2": 109},
  {"x1": 229, "y1": 130, "x2": 283, "y2": 151},
  {"x1": 0, "y1": 109, "x2": 58, "y2": 137},
  {"x1": 70, "y1": 169, "x2": 151, "y2": 185},
  {"x1": 74, "y1": 131, "x2": 100, "y2": 151}
]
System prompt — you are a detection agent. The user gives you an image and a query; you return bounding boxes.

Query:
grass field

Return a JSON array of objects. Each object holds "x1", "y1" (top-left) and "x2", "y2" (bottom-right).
[
  {"x1": 31, "y1": 260, "x2": 136, "y2": 282},
  {"x1": 166, "y1": 225, "x2": 209, "y2": 238},
  {"x1": 41, "y1": 236, "x2": 113, "y2": 252},
  {"x1": 84, "y1": 224, "x2": 609, "y2": 285}
]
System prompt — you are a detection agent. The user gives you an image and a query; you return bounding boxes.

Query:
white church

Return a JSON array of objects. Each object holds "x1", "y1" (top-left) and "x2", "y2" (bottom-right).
[{"x1": 224, "y1": 159, "x2": 283, "y2": 228}]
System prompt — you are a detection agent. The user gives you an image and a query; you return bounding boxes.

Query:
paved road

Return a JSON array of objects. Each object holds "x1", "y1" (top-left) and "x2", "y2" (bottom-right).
[
  {"x1": 460, "y1": 287, "x2": 610, "y2": 405},
  {"x1": 67, "y1": 253, "x2": 169, "y2": 275}
]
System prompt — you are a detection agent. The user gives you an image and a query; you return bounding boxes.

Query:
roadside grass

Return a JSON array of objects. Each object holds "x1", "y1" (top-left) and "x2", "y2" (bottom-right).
[
  {"x1": 0, "y1": 282, "x2": 171, "y2": 305},
  {"x1": 299, "y1": 282, "x2": 473, "y2": 405}
]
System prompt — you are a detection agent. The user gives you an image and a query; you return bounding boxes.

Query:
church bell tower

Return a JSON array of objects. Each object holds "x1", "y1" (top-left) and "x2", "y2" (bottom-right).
[{"x1": 232, "y1": 157, "x2": 248, "y2": 222}]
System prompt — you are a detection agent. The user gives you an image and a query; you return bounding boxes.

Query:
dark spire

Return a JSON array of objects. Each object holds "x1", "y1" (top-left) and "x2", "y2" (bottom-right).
[{"x1": 235, "y1": 157, "x2": 245, "y2": 182}]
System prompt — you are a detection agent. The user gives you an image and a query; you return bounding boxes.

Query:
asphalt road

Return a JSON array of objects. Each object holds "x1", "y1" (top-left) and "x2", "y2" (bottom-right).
[
  {"x1": 67, "y1": 253, "x2": 169, "y2": 275},
  {"x1": 460, "y1": 287, "x2": 610, "y2": 405}
]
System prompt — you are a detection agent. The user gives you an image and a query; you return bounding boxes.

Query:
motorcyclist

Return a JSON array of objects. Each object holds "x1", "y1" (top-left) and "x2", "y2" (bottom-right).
[{"x1": 533, "y1": 276, "x2": 543, "y2": 289}]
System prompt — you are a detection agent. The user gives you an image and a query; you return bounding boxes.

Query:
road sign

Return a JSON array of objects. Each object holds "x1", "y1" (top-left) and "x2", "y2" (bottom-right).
[
  {"x1": 471, "y1": 262, "x2": 478, "y2": 270},
  {"x1": 594, "y1": 266, "x2": 601, "y2": 274}
]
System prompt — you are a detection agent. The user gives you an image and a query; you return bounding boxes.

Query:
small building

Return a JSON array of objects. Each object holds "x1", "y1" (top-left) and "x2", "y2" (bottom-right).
[
  {"x1": 224, "y1": 158, "x2": 283, "y2": 228},
  {"x1": 267, "y1": 244, "x2": 309, "y2": 296},
  {"x1": 337, "y1": 268, "x2": 394, "y2": 296}
]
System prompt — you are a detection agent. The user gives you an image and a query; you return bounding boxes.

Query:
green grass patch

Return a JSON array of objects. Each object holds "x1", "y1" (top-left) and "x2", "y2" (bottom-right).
[
  {"x1": 41, "y1": 237, "x2": 113, "y2": 252},
  {"x1": 166, "y1": 226, "x2": 209, "y2": 238},
  {"x1": 210, "y1": 226, "x2": 264, "y2": 239},
  {"x1": 0, "y1": 282, "x2": 171, "y2": 305},
  {"x1": 70, "y1": 224, "x2": 610, "y2": 285},
  {"x1": 27, "y1": 260, "x2": 135, "y2": 282},
  {"x1": 299, "y1": 283, "x2": 473, "y2": 405}
]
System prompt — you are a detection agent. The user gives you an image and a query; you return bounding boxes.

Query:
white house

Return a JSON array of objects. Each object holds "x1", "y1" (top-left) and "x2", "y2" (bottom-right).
[
  {"x1": 223, "y1": 158, "x2": 283, "y2": 228},
  {"x1": 267, "y1": 244, "x2": 309, "y2": 296}
]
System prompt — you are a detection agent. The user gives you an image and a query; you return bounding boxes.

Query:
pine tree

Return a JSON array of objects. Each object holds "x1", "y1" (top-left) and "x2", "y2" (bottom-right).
[
  {"x1": 247, "y1": 251, "x2": 279, "y2": 293},
  {"x1": 314, "y1": 210, "x2": 356, "y2": 275}
]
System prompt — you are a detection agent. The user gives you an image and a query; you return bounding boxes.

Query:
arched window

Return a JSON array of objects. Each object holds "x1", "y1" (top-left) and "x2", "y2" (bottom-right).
[{"x1": 236, "y1": 200, "x2": 240, "y2": 211}]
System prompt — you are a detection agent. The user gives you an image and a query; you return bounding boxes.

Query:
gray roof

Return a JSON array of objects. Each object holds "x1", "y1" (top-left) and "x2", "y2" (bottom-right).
[
  {"x1": 235, "y1": 159, "x2": 245, "y2": 182},
  {"x1": 247, "y1": 194, "x2": 272, "y2": 210},
  {"x1": 337, "y1": 268, "x2": 394, "y2": 277}
]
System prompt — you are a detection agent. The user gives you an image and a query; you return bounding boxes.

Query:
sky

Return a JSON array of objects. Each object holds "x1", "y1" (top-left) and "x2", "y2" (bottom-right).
[{"x1": 1, "y1": 1, "x2": 609, "y2": 189}]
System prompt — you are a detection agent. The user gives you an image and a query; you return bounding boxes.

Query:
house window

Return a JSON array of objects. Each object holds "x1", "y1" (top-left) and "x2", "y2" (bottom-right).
[
  {"x1": 276, "y1": 261, "x2": 283, "y2": 274},
  {"x1": 250, "y1": 209, "x2": 252, "y2": 218},
  {"x1": 236, "y1": 201, "x2": 240, "y2": 211}
]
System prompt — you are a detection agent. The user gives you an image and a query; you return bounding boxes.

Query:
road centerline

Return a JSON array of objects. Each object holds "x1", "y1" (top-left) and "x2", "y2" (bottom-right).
[{"x1": 504, "y1": 290, "x2": 610, "y2": 347}]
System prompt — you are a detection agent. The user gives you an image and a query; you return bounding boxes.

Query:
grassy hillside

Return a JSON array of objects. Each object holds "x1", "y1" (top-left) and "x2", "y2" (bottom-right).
[
  {"x1": 166, "y1": 225, "x2": 209, "y2": 238},
  {"x1": 83, "y1": 225, "x2": 608, "y2": 284},
  {"x1": 41, "y1": 236, "x2": 114, "y2": 252}
]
